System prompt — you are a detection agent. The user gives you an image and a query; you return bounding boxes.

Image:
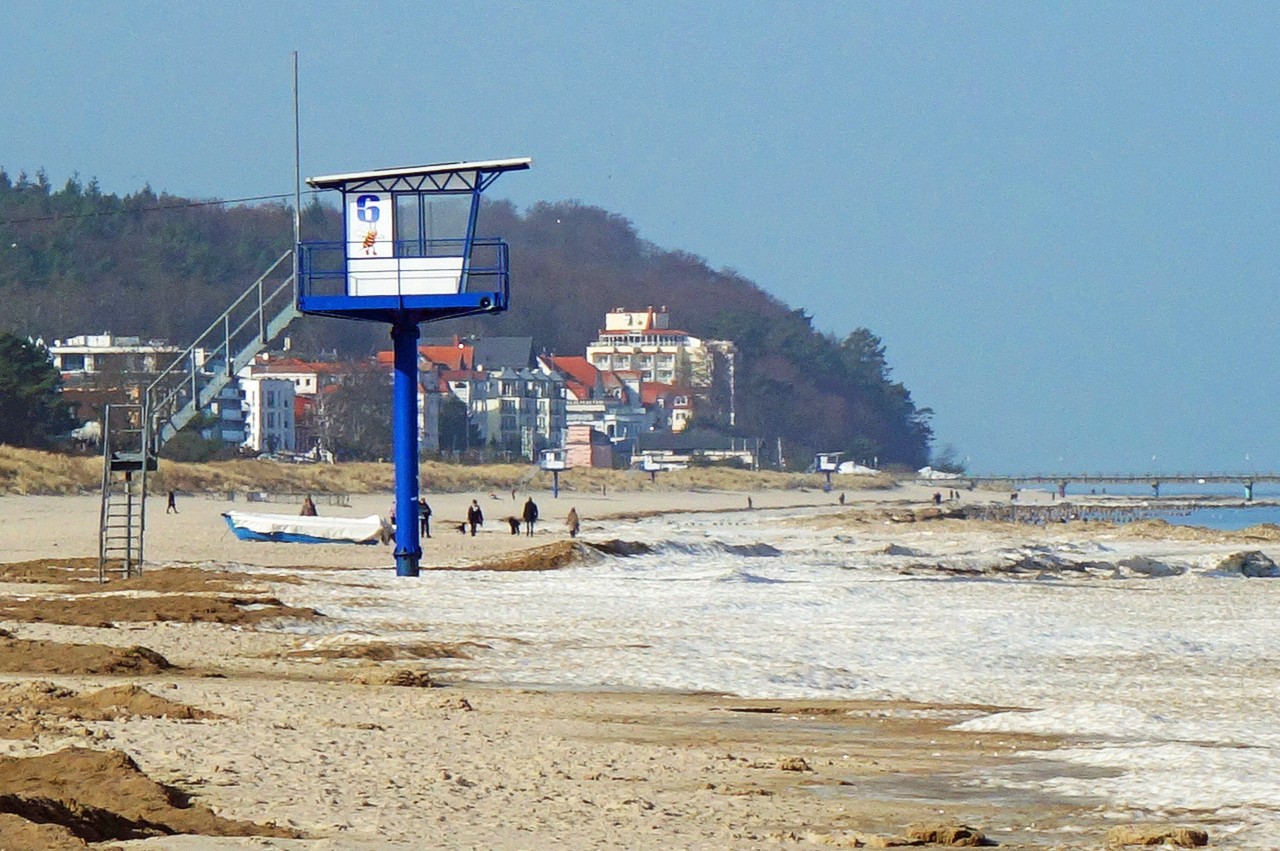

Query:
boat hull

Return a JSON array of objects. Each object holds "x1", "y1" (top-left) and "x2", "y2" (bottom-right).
[{"x1": 222, "y1": 511, "x2": 391, "y2": 545}]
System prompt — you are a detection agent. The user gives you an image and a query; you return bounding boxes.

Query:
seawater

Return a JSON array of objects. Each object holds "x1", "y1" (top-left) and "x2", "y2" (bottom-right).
[
  {"x1": 1158, "y1": 504, "x2": 1280, "y2": 530},
  {"x1": 1055, "y1": 481, "x2": 1280, "y2": 530},
  {"x1": 260, "y1": 506, "x2": 1280, "y2": 847}
]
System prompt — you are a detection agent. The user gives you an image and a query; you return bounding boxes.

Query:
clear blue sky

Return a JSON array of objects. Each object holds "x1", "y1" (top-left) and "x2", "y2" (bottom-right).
[{"x1": 4, "y1": 1, "x2": 1279, "y2": 474}]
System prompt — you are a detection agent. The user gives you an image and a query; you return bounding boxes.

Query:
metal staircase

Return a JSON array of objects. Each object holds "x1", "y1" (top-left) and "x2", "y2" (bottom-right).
[{"x1": 98, "y1": 250, "x2": 300, "y2": 579}]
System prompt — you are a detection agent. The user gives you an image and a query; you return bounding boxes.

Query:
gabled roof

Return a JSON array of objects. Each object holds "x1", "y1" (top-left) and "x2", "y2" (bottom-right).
[
  {"x1": 375, "y1": 343, "x2": 474, "y2": 371},
  {"x1": 547, "y1": 355, "x2": 598, "y2": 387},
  {"x1": 472, "y1": 337, "x2": 532, "y2": 370},
  {"x1": 421, "y1": 344, "x2": 471, "y2": 371},
  {"x1": 640, "y1": 382, "x2": 691, "y2": 406},
  {"x1": 252, "y1": 357, "x2": 347, "y2": 376}
]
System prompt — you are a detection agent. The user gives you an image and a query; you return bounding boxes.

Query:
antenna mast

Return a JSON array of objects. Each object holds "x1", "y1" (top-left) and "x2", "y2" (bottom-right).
[{"x1": 292, "y1": 51, "x2": 301, "y2": 248}]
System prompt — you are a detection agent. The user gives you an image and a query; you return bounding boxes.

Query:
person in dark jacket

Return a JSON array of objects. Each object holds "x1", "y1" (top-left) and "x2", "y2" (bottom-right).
[
  {"x1": 418, "y1": 498, "x2": 432, "y2": 538},
  {"x1": 466, "y1": 499, "x2": 484, "y2": 536},
  {"x1": 522, "y1": 497, "x2": 539, "y2": 536},
  {"x1": 566, "y1": 507, "x2": 580, "y2": 538}
]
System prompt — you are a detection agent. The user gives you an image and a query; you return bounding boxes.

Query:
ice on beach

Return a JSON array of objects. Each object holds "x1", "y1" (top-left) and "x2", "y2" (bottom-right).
[{"x1": 255, "y1": 506, "x2": 1280, "y2": 847}]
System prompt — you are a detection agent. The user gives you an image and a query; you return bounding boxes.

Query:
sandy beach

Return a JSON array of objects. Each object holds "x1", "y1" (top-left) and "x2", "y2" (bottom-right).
[{"x1": 0, "y1": 479, "x2": 1260, "y2": 849}]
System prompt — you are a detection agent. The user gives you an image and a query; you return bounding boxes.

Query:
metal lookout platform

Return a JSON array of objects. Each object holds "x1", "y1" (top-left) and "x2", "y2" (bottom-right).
[{"x1": 297, "y1": 158, "x2": 531, "y2": 576}]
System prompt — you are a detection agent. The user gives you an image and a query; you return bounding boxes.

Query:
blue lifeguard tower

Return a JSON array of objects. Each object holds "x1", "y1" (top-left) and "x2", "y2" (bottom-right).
[{"x1": 298, "y1": 158, "x2": 531, "y2": 576}]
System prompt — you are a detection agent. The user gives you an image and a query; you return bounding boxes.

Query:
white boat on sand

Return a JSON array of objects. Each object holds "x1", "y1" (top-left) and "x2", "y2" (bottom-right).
[{"x1": 222, "y1": 511, "x2": 392, "y2": 545}]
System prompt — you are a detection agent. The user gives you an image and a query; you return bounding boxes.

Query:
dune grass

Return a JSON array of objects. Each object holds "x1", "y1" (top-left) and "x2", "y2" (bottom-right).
[{"x1": 0, "y1": 446, "x2": 892, "y2": 496}]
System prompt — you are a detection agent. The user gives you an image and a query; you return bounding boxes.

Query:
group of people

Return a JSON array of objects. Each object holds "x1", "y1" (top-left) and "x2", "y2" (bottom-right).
[
  {"x1": 302, "y1": 491, "x2": 581, "y2": 539},
  {"x1": 401, "y1": 494, "x2": 581, "y2": 539}
]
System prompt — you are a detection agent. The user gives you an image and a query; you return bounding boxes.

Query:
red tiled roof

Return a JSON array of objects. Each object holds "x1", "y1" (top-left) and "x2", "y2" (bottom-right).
[
  {"x1": 253, "y1": 358, "x2": 352, "y2": 376},
  {"x1": 374, "y1": 344, "x2": 473, "y2": 371},
  {"x1": 547, "y1": 356, "x2": 596, "y2": 385},
  {"x1": 420, "y1": 344, "x2": 472, "y2": 371}
]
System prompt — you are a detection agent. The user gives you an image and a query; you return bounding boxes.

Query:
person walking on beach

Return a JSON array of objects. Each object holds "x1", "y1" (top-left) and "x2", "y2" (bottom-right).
[
  {"x1": 300, "y1": 495, "x2": 318, "y2": 516},
  {"x1": 467, "y1": 499, "x2": 484, "y2": 537},
  {"x1": 418, "y1": 498, "x2": 432, "y2": 538},
  {"x1": 566, "y1": 507, "x2": 580, "y2": 538},
  {"x1": 166, "y1": 490, "x2": 178, "y2": 514},
  {"x1": 522, "y1": 497, "x2": 539, "y2": 536}
]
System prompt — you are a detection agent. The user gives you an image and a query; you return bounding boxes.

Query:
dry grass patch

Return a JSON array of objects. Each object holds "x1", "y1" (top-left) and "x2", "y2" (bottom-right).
[
  {"x1": 0, "y1": 558, "x2": 100, "y2": 585},
  {"x1": 0, "y1": 447, "x2": 98, "y2": 495},
  {"x1": 0, "y1": 445, "x2": 893, "y2": 496}
]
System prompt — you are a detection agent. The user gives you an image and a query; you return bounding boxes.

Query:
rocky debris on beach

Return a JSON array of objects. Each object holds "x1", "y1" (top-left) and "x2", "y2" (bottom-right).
[
  {"x1": 1212, "y1": 550, "x2": 1280, "y2": 578},
  {"x1": 905, "y1": 822, "x2": 991, "y2": 846},
  {"x1": 1105, "y1": 824, "x2": 1209, "y2": 847},
  {"x1": 585, "y1": 539, "x2": 654, "y2": 557},
  {"x1": 883, "y1": 546, "x2": 1224, "y2": 581},
  {"x1": 801, "y1": 820, "x2": 992, "y2": 847},
  {"x1": 875, "y1": 543, "x2": 923, "y2": 556},
  {"x1": 722, "y1": 542, "x2": 784, "y2": 557},
  {"x1": 382, "y1": 669, "x2": 436, "y2": 688},
  {"x1": 1114, "y1": 555, "x2": 1185, "y2": 578}
]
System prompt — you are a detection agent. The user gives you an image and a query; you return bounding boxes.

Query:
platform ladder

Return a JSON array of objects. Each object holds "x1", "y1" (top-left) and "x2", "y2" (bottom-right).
[
  {"x1": 97, "y1": 250, "x2": 300, "y2": 581},
  {"x1": 98, "y1": 404, "x2": 153, "y2": 581}
]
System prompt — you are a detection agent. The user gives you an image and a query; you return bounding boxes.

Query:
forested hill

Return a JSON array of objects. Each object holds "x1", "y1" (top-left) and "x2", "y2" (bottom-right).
[{"x1": 0, "y1": 169, "x2": 933, "y2": 468}]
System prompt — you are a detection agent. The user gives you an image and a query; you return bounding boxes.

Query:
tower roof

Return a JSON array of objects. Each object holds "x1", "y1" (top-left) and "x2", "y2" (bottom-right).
[{"x1": 307, "y1": 158, "x2": 532, "y2": 192}]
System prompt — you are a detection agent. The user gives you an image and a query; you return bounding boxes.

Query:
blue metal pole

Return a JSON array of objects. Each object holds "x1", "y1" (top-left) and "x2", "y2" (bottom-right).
[{"x1": 392, "y1": 318, "x2": 421, "y2": 576}]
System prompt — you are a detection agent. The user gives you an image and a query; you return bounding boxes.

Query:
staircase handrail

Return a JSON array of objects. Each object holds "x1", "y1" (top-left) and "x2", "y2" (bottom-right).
[{"x1": 145, "y1": 249, "x2": 296, "y2": 446}]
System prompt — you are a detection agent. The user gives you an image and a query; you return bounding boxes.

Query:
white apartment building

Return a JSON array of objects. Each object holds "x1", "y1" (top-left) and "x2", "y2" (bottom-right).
[
  {"x1": 48, "y1": 333, "x2": 184, "y2": 381},
  {"x1": 585, "y1": 307, "x2": 712, "y2": 388},
  {"x1": 240, "y1": 376, "x2": 296, "y2": 453},
  {"x1": 441, "y1": 367, "x2": 566, "y2": 458}
]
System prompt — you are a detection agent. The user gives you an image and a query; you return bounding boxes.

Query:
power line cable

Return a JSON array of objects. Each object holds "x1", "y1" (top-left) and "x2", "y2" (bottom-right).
[{"x1": 0, "y1": 191, "x2": 325, "y2": 227}]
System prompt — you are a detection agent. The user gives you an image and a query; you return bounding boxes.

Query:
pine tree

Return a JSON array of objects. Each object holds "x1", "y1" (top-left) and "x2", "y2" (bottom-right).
[{"x1": 0, "y1": 333, "x2": 74, "y2": 447}]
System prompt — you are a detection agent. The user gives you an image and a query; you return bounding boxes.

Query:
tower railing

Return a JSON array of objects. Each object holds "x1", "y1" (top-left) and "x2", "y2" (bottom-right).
[{"x1": 298, "y1": 238, "x2": 509, "y2": 301}]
